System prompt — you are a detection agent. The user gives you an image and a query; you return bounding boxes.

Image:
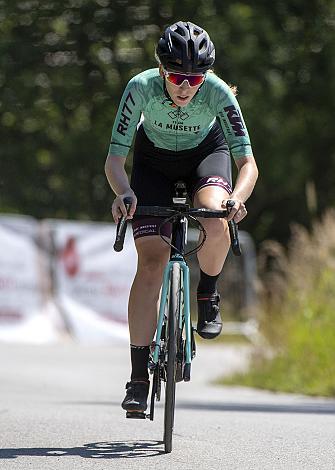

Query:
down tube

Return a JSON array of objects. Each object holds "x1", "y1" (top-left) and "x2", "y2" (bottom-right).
[
  {"x1": 180, "y1": 262, "x2": 192, "y2": 365},
  {"x1": 153, "y1": 262, "x2": 173, "y2": 364}
]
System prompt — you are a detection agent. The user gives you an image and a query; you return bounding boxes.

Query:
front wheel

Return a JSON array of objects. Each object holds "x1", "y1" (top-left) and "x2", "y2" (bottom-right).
[{"x1": 164, "y1": 262, "x2": 181, "y2": 453}]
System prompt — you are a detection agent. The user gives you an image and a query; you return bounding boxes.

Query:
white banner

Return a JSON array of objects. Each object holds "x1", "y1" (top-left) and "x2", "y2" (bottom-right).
[
  {"x1": 47, "y1": 219, "x2": 136, "y2": 342},
  {"x1": 0, "y1": 215, "x2": 62, "y2": 343},
  {"x1": 0, "y1": 215, "x2": 257, "y2": 344}
]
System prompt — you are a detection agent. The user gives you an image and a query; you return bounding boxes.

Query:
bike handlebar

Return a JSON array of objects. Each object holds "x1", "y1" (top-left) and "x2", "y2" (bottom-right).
[
  {"x1": 113, "y1": 197, "x2": 133, "y2": 252},
  {"x1": 135, "y1": 206, "x2": 230, "y2": 218},
  {"x1": 113, "y1": 198, "x2": 242, "y2": 256}
]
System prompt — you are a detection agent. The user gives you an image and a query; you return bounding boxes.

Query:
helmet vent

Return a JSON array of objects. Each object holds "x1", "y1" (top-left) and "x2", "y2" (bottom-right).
[
  {"x1": 175, "y1": 24, "x2": 186, "y2": 36},
  {"x1": 171, "y1": 36, "x2": 181, "y2": 51},
  {"x1": 199, "y1": 38, "x2": 207, "y2": 53},
  {"x1": 187, "y1": 39, "x2": 194, "y2": 60}
]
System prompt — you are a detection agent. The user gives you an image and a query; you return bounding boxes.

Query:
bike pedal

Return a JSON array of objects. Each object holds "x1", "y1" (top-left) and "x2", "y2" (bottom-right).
[{"x1": 126, "y1": 411, "x2": 146, "y2": 419}]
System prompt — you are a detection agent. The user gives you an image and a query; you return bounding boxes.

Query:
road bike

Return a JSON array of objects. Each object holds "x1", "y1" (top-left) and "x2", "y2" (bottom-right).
[{"x1": 113, "y1": 181, "x2": 241, "y2": 453}]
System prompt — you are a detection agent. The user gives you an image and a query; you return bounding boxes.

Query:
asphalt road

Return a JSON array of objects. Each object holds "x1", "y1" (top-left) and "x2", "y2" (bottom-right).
[{"x1": 0, "y1": 341, "x2": 334, "y2": 470}]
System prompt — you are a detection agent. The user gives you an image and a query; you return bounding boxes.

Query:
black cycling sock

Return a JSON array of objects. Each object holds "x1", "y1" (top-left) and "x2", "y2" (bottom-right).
[
  {"x1": 130, "y1": 345, "x2": 150, "y2": 381},
  {"x1": 197, "y1": 269, "x2": 220, "y2": 295}
]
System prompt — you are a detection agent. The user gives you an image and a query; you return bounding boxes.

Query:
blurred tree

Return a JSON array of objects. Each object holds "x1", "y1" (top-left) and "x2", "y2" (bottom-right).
[{"x1": 0, "y1": 0, "x2": 334, "y2": 243}]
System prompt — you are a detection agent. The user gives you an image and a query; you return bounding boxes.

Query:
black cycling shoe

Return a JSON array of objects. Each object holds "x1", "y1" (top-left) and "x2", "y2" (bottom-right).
[
  {"x1": 197, "y1": 291, "x2": 222, "y2": 339},
  {"x1": 121, "y1": 380, "x2": 150, "y2": 413}
]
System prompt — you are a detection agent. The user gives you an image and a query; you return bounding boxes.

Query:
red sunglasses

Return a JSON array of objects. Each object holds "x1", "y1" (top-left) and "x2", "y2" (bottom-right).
[{"x1": 163, "y1": 68, "x2": 206, "y2": 87}]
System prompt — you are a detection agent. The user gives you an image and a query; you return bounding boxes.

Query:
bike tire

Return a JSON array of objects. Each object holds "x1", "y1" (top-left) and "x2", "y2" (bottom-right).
[{"x1": 163, "y1": 262, "x2": 181, "y2": 453}]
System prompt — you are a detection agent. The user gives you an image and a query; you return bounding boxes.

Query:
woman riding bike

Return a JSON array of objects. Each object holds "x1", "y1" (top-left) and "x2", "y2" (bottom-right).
[{"x1": 105, "y1": 21, "x2": 258, "y2": 415}]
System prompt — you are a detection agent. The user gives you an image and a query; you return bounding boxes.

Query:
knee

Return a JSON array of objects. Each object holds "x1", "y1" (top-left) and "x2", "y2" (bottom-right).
[
  {"x1": 204, "y1": 217, "x2": 229, "y2": 241},
  {"x1": 137, "y1": 254, "x2": 167, "y2": 281}
]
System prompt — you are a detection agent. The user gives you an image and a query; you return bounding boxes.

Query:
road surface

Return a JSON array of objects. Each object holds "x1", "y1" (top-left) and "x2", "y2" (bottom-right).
[{"x1": 0, "y1": 341, "x2": 334, "y2": 469}]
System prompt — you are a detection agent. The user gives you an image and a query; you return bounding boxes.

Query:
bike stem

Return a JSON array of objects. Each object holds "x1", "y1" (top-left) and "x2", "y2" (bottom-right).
[{"x1": 170, "y1": 180, "x2": 189, "y2": 260}]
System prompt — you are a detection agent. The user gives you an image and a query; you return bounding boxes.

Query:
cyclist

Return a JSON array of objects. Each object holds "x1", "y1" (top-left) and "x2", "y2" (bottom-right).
[{"x1": 105, "y1": 21, "x2": 258, "y2": 414}]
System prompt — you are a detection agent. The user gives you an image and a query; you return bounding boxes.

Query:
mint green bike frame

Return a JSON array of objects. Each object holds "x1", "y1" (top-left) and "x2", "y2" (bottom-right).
[{"x1": 152, "y1": 252, "x2": 192, "y2": 370}]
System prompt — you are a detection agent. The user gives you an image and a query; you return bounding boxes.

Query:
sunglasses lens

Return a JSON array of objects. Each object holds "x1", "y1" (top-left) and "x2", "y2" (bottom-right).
[
  {"x1": 166, "y1": 73, "x2": 185, "y2": 86},
  {"x1": 166, "y1": 72, "x2": 204, "y2": 87},
  {"x1": 187, "y1": 75, "x2": 205, "y2": 86}
]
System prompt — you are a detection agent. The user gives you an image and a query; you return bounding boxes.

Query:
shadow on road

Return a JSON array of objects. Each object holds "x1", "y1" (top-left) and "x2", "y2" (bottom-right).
[
  {"x1": 176, "y1": 401, "x2": 335, "y2": 415},
  {"x1": 61, "y1": 400, "x2": 335, "y2": 415},
  {"x1": 0, "y1": 440, "x2": 164, "y2": 460}
]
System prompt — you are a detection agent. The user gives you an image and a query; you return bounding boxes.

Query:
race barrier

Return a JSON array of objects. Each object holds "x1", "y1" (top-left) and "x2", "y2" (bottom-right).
[
  {"x1": 0, "y1": 215, "x2": 61, "y2": 343},
  {"x1": 0, "y1": 214, "x2": 257, "y2": 343},
  {"x1": 45, "y1": 219, "x2": 135, "y2": 342}
]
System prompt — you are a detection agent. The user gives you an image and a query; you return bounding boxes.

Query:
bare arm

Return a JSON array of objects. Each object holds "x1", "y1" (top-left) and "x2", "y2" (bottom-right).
[
  {"x1": 224, "y1": 156, "x2": 259, "y2": 222},
  {"x1": 105, "y1": 155, "x2": 137, "y2": 222},
  {"x1": 232, "y1": 156, "x2": 258, "y2": 202}
]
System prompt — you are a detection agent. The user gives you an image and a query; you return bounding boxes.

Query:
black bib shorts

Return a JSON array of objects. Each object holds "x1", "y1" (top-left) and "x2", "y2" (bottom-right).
[{"x1": 131, "y1": 120, "x2": 233, "y2": 240}]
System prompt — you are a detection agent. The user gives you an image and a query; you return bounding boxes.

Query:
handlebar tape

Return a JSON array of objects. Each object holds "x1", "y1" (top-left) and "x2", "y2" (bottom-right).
[{"x1": 113, "y1": 197, "x2": 133, "y2": 252}]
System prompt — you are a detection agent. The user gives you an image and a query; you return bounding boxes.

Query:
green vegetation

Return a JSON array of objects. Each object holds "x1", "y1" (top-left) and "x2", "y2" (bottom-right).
[
  {"x1": 221, "y1": 211, "x2": 335, "y2": 396},
  {"x1": 1, "y1": 0, "x2": 335, "y2": 244}
]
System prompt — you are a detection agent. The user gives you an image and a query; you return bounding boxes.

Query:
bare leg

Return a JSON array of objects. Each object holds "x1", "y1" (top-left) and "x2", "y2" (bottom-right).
[
  {"x1": 193, "y1": 186, "x2": 231, "y2": 275},
  {"x1": 128, "y1": 236, "x2": 170, "y2": 346},
  {"x1": 192, "y1": 186, "x2": 231, "y2": 339}
]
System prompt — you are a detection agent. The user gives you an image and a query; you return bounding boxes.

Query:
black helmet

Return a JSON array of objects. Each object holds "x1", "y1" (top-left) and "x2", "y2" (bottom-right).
[{"x1": 156, "y1": 21, "x2": 215, "y2": 74}]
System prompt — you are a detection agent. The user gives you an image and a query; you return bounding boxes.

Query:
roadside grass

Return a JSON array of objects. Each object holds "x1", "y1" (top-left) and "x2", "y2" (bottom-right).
[{"x1": 220, "y1": 210, "x2": 335, "y2": 397}]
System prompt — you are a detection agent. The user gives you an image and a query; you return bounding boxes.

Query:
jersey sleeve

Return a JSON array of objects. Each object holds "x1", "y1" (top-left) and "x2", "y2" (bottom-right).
[
  {"x1": 213, "y1": 80, "x2": 253, "y2": 161},
  {"x1": 108, "y1": 76, "x2": 144, "y2": 158}
]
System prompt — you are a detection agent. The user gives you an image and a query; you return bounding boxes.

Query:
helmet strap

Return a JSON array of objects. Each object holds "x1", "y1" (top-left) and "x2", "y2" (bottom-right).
[{"x1": 194, "y1": 79, "x2": 205, "y2": 97}]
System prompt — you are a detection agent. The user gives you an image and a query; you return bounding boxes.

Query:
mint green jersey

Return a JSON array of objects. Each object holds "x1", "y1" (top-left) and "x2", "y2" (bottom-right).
[{"x1": 108, "y1": 68, "x2": 253, "y2": 161}]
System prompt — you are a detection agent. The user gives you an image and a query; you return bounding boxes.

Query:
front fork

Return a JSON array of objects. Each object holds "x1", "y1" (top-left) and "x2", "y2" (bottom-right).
[{"x1": 149, "y1": 259, "x2": 193, "y2": 379}]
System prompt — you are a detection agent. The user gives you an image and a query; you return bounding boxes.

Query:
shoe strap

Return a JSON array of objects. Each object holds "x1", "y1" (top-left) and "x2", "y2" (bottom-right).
[
  {"x1": 126, "y1": 380, "x2": 149, "y2": 388},
  {"x1": 197, "y1": 292, "x2": 220, "y2": 302}
]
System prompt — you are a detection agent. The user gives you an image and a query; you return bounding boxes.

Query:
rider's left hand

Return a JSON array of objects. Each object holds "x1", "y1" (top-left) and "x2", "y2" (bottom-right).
[{"x1": 222, "y1": 199, "x2": 247, "y2": 223}]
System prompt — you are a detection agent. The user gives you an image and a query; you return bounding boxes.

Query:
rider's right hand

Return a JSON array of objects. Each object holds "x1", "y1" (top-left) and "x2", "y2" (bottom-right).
[{"x1": 111, "y1": 190, "x2": 137, "y2": 223}]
